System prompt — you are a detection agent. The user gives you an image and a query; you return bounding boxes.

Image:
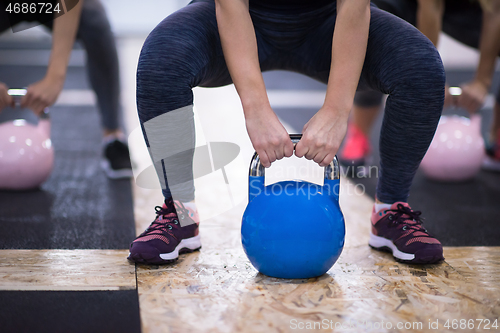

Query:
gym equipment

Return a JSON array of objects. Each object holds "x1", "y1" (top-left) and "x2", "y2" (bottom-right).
[
  {"x1": 420, "y1": 87, "x2": 485, "y2": 182},
  {"x1": 0, "y1": 89, "x2": 54, "y2": 190},
  {"x1": 241, "y1": 134, "x2": 345, "y2": 279}
]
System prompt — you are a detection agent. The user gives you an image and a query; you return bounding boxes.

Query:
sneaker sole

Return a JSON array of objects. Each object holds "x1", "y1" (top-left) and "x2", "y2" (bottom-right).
[
  {"x1": 369, "y1": 232, "x2": 444, "y2": 264},
  {"x1": 101, "y1": 160, "x2": 133, "y2": 179},
  {"x1": 128, "y1": 235, "x2": 201, "y2": 264},
  {"x1": 159, "y1": 235, "x2": 202, "y2": 260}
]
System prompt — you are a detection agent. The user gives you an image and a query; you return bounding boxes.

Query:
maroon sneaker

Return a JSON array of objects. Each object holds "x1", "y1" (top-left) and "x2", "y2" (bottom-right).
[
  {"x1": 128, "y1": 197, "x2": 201, "y2": 264},
  {"x1": 369, "y1": 202, "x2": 444, "y2": 264}
]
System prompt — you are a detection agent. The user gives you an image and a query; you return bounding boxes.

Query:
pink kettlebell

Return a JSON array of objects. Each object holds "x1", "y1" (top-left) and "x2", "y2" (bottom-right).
[
  {"x1": 0, "y1": 89, "x2": 54, "y2": 190},
  {"x1": 420, "y1": 87, "x2": 485, "y2": 182}
]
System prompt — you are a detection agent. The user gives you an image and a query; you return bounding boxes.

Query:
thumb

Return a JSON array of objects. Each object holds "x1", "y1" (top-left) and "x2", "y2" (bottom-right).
[{"x1": 294, "y1": 140, "x2": 307, "y2": 158}]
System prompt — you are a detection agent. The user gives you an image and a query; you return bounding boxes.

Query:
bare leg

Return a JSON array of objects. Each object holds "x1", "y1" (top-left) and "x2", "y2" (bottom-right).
[
  {"x1": 339, "y1": 90, "x2": 383, "y2": 166},
  {"x1": 351, "y1": 104, "x2": 381, "y2": 137},
  {"x1": 491, "y1": 102, "x2": 500, "y2": 143},
  {"x1": 103, "y1": 128, "x2": 124, "y2": 138}
]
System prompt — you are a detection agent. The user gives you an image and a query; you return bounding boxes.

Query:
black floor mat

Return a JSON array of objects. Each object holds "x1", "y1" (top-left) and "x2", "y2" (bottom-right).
[
  {"x1": 0, "y1": 290, "x2": 141, "y2": 333},
  {"x1": 0, "y1": 42, "x2": 140, "y2": 333},
  {"x1": 0, "y1": 105, "x2": 136, "y2": 249}
]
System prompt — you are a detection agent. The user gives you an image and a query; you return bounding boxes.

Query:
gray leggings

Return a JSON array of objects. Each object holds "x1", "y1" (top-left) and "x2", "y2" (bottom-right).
[
  {"x1": 137, "y1": 0, "x2": 445, "y2": 203},
  {"x1": 0, "y1": 0, "x2": 121, "y2": 131}
]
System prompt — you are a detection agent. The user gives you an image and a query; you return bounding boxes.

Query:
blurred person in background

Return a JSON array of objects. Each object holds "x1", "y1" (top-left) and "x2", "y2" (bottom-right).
[
  {"x1": 0, "y1": 0, "x2": 132, "y2": 179},
  {"x1": 339, "y1": 0, "x2": 500, "y2": 172}
]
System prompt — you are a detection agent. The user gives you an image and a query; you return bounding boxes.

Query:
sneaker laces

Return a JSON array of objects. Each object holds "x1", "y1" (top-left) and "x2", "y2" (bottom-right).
[
  {"x1": 173, "y1": 201, "x2": 191, "y2": 221},
  {"x1": 139, "y1": 203, "x2": 180, "y2": 238},
  {"x1": 386, "y1": 204, "x2": 427, "y2": 234}
]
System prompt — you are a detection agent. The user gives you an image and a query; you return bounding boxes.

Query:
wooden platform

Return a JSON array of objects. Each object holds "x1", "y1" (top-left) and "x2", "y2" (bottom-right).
[
  {"x1": 123, "y1": 85, "x2": 500, "y2": 332},
  {"x1": 0, "y1": 72, "x2": 498, "y2": 331},
  {"x1": 133, "y1": 179, "x2": 500, "y2": 333},
  {"x1": 0, "y1": 249, "x2": 135, "y2": 291}
]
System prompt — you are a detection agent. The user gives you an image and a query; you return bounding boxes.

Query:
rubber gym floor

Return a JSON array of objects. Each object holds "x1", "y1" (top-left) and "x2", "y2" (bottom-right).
[{"x1": 0, "y1": 32, "x2": 499, "y2": 333}]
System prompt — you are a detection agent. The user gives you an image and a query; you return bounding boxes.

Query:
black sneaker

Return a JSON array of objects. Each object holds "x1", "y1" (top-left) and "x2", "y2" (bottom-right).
[{"x1": 101, "y1": 139, "x2": 133, "y2": 179}]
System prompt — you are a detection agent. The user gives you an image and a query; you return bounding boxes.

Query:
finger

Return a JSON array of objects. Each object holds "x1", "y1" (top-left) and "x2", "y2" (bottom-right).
[
  {"x1": 258, "y1": 150, "x2": 271, "y2": 168},
  {"x1": 275, "y1": 145, "x2": 284, "y2": 160},
  {"x1": 32, "y1": 100, "x2": 46, "y2": 116},
  {"x1": 267, "y1": 148, "x2": 278, "y2": 165},
  {"x1": 468, "y1": 104, "x2": 479, "y2": 114},
  {"x1": 294, "y1": 141, "x2": 307, "y2": 158},
  {"x1": 34, "y1": 105, "x2": 45, "y2": 116},
  {"x1": 313, "y1": 151, "x2": 325, "y2": 164},
  {"x1": 283, "y1": 139, "x2": 294, "y2": 158},
  {"x1": 463, "y1": 98, "x2": 477, "y2": 114},
  {"x1": 461, "y1": 94, "x2": 480, "y2": 113},
  {"x1": 20, "y1": 93, "x2": 30, "y2": 108},
  {"x1": 456, "y1": 95, "x2": 467, "y2": 110},
  {"x1": 305, "y1": 148, "x2": 318, "y2": 161},
  {"x1": 318, "y1": 153, "x2": 335, "y2": 167},
  {"x1": 471, "y1": 99, "x2": 482, "y2": 113},
  {"x1": 1, "y1": 94, "x2": 13, "y2": 107}
]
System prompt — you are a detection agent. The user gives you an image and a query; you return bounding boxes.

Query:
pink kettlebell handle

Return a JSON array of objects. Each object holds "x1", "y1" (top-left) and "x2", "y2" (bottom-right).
[
  {"x1": 448, "y1": 86, "x2": 462, "y2": 97},
  {"x1": 8, "y1": 88, "x2": 49, "y2": 118},
  {"x1": 7, "y1": 88, "x2": 27, "y2": 107}
]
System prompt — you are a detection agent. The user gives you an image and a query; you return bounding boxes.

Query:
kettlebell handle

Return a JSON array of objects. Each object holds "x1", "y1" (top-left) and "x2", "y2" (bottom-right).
[
  {"x1": 8, "y1": 88, "x2": 49, "y2": 119},
  {"x1": 249, "y1": 134, "x2": 340, "y2": 180},
  {"x1": 8, "y1": 88, "x2": 27, "y2": 106},
  {"x1": 448, "y1": 86, "x2": 461, "y2": 97}
]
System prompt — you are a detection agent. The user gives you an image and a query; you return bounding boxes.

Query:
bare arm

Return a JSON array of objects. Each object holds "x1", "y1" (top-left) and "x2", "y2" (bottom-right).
[
  {"x1": 22, "y1": 0, "x2": 83, "y2": 114},
  {"x1": 215, "y1": 0, "x2": 266, "y2": 113},
  {"x1": 296, "y1": 0, "x2": 370, "y2": 166},
  {"x1": 415, "y1": 0, "x2": 456, "y2": 107},
  {"x1": 0, "y1": 83, "x2": 13, "y2": 111},
  {"x1": 215, "y1": 0, "x2": 293, "y2": 167},
  {"x1": 416, "y1": 0, "x2": 444, "y2": 46},
  {"x1": 458, "y1": 0, "x2": 500, "y2": 113},
  {"x1": 324, "y1": 0, "x2": 370, "y2": 114},
  {"x1": 476, "y1": 0, "x2": 500, "y2": 87}
]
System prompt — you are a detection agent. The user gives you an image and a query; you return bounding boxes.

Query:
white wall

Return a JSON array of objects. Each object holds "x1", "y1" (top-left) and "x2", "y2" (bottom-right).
[
  {"x1": 437, "y1": 33, "x2": 480, "y2": 69},
  {"x1": 0, "y1": 0, "x2": 190, "y2": 40},
  {"x1": 100, "y1": 0, "x2": 190, "y2": 36}
]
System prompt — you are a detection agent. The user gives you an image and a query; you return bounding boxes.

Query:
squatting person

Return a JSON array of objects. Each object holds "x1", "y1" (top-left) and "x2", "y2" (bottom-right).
[{"x1": 128, "y1": 0, "x2": 446, "y2": 265}]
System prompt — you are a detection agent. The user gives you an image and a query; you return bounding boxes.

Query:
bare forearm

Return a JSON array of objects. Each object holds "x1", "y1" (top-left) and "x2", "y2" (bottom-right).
[
  {"x1": 416, "y1": 0, "x2": 444, "y2": 46},
  {"x1": 475, "y1": 0, "x2": 500, "y2": 88},
  {"x1": 324, "y1": 0, "x2": 370, "y2": 115},
  {"x1": 47, "y1": 0, "x2": 83, "y2": 80},
  {"x1": 215, "y1": 0, "x2": 269, "y2": 114}
]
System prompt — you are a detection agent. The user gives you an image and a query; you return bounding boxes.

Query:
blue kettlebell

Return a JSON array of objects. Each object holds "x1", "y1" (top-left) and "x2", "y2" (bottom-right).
[{"x1": 241, "y1": 134, "x2": 345, "y2": 279}]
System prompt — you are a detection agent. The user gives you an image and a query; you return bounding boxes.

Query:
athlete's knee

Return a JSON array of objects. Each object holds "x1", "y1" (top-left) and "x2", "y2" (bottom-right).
[
  {"x1": 391, "y1": 43, "x2": 445, "y2": 111},
  {"x1": 136, "y1": 31, "x2": 197, "y2": 121},
  {"x1": 136, "y1": 12, "x2": 217, "y2": 121}
]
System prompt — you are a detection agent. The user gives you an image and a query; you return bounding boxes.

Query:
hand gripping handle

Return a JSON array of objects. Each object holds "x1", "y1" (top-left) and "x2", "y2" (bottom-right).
[
  {"x1": 8, "y1": 88, "x2": 49, "y2": 119},
  {"x1": 248, "y1": 133, "x2": 340, "y2": 180}
]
